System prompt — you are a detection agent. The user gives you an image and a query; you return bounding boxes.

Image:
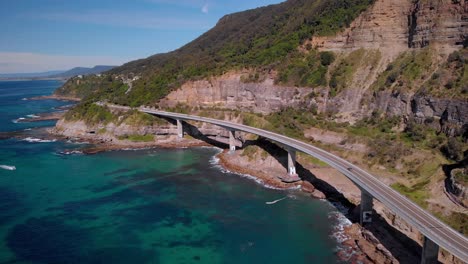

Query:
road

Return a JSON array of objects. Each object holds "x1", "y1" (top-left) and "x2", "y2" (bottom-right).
[{"x1": 109, "y1": 104, "x2": 468, "y2": 262}]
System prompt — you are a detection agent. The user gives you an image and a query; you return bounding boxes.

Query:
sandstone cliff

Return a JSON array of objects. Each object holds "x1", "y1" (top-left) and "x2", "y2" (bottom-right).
[
  {"x1": 311, "y1": 0, "x2": 467, "y2": 52},
  {"x1": 158, "y1": 0, "x2": 467, "y2": 136},
  {"x1": 160, "y1": 72, "x2": 314, "y2": 114}
]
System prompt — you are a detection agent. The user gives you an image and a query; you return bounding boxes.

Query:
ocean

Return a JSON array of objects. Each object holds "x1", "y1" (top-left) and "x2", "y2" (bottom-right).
[{"x1": 0, "y1": 80, "x2": 350, "y2": 263}]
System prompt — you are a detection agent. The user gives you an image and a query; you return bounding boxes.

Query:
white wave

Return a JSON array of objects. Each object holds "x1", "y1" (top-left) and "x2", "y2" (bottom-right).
[
  {"x1": 23, "y1": 137, "x2": 56, "y2": 143},
  {"x1": 21, "y1": 98, "x2": 28, "y2": 101},
  {"x1": 59, "y1": 150, "x2": 83, "y2": 155},
  {"x1": 26, "y1": 114, "x2": 40, "y2": 118},
  {"x1": 0, "y1": 165, "x2": 16, "y2": 171},
  {"x1": 23, "y1": 128, "x2": 32, "y2": 131},
  {"x1": 12, "y1": 117, "x2": 25, "y2": 123},
  {"x1": 122, "y1": 147, "x2": 151, "y2": 151},
  {"x1": 328, "y1": 210, "x2": 359, "y2": 262},
  {"x1": 266, "y1": 196, "x2": 287, "y2": 205},
  {"x1": 209, "y1": 151, "x2": 300, "y2": 191}
]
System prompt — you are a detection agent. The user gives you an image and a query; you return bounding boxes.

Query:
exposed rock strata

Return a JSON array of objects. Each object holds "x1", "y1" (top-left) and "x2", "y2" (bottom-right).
[
  {"x1": 373, "y1": 92, "x2": 468, "y2": 136},
  {"x1": 408, "y1": 0, "x2": 468, "y2": 49},
  {"x1": 160, "y1": 72, "x2": 314, "y2": 114},
  {"x1": 311, "y1": 0, "x2": 467, "y2": 52}
]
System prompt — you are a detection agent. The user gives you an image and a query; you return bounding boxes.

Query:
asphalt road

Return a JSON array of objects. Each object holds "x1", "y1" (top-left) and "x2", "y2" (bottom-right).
[{"x1": 109, "y1": 104, "x2": 468, "y2": 262}]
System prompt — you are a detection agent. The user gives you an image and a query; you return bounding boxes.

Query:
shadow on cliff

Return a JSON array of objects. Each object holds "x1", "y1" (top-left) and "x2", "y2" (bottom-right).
[
  {"x1": 243, "y1": 137, "x2": 424, "y2": 263},
  {"x1": 159, "y1": 120, "x2": 428, "y2": 263},
  {"x1": 442, "y1": 155, "x2": 467, "y2": 208},
  {"x1": 162, "y1": 118, "x2": 230, "y2": 149}
]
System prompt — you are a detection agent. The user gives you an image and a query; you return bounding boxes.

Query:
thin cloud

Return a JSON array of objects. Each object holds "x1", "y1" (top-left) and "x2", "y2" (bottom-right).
[
  {"x1": 0, "y1": 52, "x2": 131, "y2": 74},
  {"x1": 201, "y1": 3, "x2": 209, "y2": 13},
  {"x1": 147, "y1": 0, "x2": 212, "y2": 14},
  {"x1": 36, "y1": 10, "x2": 211, "y2": 30}
]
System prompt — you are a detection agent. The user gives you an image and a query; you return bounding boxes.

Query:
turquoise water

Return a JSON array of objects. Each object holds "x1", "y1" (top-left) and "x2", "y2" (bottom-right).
[{"x1": 0, "y1": 81, "x2": 348, "y2": 263}]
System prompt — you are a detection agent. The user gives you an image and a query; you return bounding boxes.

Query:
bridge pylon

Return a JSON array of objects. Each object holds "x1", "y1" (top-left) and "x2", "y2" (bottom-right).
[
  {"x1": 421, "y1": 236, "x2": 439, "y2": 264},
  {"x1": 228, "y1": 130, "x2": 236, "y2": 152},
  {"x1": 287, "y1": 148, "x2": 297, "y2": 175},
  {"x1": 360, "y1": 189, "x2": 373, "y2": 225},
  {"x1": 176, "y1": 119, "x2": 184, "y2": 138}
]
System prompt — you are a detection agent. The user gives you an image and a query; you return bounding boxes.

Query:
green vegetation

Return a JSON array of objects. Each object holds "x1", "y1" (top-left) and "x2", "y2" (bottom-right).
[
  {"x1": 453, "y1": 169, "x2": 468, "y2": 185},
  {"x1": 276, "y1": 50, "x2": 331, "y2": 87},
  {"x1": 55, "y1": 75, "x2": 128, "y2": 100},
  {"x1": 391, "y1": 181, "x2": 430, "y2": 207},
  {"x1": 64, "y1": 101, "x2": 115, "y2": 125},
  {"x1": 329, "y1": 49, "x2": 380, "y2": 96},
  {"x1": 297, "y1": 152, "x2": 329, "y2": 167},
  {"x1": 423, "y1": 49, "x2": 468, "y2": 99},
  {"x1": 264, "y1": 107, "x2": 321, "y2": 139},
  {"x1": 120, "y1": 110, "x2": 166, "y2": 126},
  {"x1": 58, "y1": 0, "x2": 374, "y2": 107},
  {"x1": 118, "y1": 134, "x2": 154, "y2": 142},
  {"x1": 240, "y1": 145, "x2": 259, "y2": 161},
  {"x1": 441, "y1": 137, "x2": 465, "y2": 162},
  {"x1": 371, "y1": 47, "x2": 435, "y2": 92},
  {"x1": 435, "y1": 212, "x2": 468, "y2": 236}
]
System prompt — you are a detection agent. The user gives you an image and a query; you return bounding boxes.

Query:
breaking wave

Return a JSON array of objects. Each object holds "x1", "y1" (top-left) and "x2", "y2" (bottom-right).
[
  {"x1": 57, "y1": 150, "x2": 83, "y2": 155},
  {"x1": 0, "y1": 165, "x2": 16, "y2": 171},
  {"x1": 23, "y1": 137, "x2": 56, "y2": 143},
  {"x1": 12, "y1": 117, "x2": 25, "y2": 123},
  {"x1": 208, "y1": 150, "x2": 300, "y2": 191}
]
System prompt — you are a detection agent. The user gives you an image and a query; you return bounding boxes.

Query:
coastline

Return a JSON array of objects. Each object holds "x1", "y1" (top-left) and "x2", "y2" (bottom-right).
[
  {"x1": 28, "y1": 94, "x2": 81, "y2": 102},
  {"x1": 43, "y1": 128, "x2": 389, "y2": 263},
  {"x1": 5, "y1": 107, "x2": 420, "y2": 263}
]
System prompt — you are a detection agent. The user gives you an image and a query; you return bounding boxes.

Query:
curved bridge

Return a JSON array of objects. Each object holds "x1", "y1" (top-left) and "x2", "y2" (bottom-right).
[{"x1": 108, "y1": 104, "x2": 468, "y2": 263}]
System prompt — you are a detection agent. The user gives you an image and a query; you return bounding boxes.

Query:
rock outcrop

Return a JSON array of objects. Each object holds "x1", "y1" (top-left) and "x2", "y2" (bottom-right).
[
  {"x1": 311, "y1": 0, "x2": 467, "y2": 52},
  {"x1": 373, "y1": 92, "x2": 468, "y2": 136},
  {"x1": 408, "y1": 0, "x2": 468, "y2": 49},
  {"x1": 160, "y1": 72, "x2": 314, "y2": 114}
]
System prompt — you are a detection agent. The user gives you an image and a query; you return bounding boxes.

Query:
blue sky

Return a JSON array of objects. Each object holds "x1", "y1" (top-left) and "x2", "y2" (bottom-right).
[{"x1": 0, "y1": 0, "x2": 284, "y2": 73}]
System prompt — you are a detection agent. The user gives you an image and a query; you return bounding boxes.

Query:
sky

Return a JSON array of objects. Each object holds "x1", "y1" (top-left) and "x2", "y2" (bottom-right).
[{"x1": 0, "y1": 0, "x2": 284, "y2": 73}]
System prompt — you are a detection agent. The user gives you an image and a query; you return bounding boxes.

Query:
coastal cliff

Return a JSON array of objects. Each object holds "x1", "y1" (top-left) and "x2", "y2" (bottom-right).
[{"x1": 51, "y1": 0, "x2": 467, "y2": 262}]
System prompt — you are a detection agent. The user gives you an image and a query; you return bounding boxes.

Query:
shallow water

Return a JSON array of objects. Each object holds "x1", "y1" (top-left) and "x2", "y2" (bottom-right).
[{"x1": 0, "y1": 80, "x2": 349, "y2": 263}]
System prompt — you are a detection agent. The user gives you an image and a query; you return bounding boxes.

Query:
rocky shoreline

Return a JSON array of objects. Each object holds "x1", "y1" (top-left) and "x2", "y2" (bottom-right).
[
  {"x1": 28, "y1": 94, "x2": 81, "y2": 102},
  {"x1": 5, "y1": 104, "x2": 442, "y2": 263},
  {"x1": 3, "y1": 106, "x2": 439, "y2": 263},
  {"x1": 43, "y1": 125, "x2": 398, "y2": 263}
]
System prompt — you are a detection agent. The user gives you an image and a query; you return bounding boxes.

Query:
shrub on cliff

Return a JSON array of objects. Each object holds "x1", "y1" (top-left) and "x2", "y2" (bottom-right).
[
  {"x1": 56, "y1": 0, "x2": 375, "y2": 106},
  {"x1": 64, "y1": 101, "x2": 115, "y2": 125},
  {"x1": 441, "y1": 137, "x2": 465, "y2": 162}
]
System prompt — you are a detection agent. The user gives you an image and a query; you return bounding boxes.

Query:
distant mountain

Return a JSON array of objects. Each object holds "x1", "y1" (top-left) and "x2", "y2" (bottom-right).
[
  {"x1": 49, "y1": 65, "x2": 116, "y2": 78},
  {"x1": 0, "y1": 65, "x2": 116, "y2": 80},
  {"x1": 0, "y1": 70, "x2": 65, "y2": 79}
]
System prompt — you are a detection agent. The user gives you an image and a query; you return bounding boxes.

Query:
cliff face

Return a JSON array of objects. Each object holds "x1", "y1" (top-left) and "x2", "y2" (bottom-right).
[
  {"x1": 311, "y1": 0, "x2": 467, "y2": 52},
  {"x1": 311, "y1": 0, "x2": 412, "y2": 54},
  {"x1": 408, "y1": 0, "x2": 468, "y2": 49},
  {"x1": 160, "y1": 72, "x2": 315, "y2": 114},
  {"x1": 157, "y1": 0, "x2": 467, "y2": 136},
  {"x1": 372, "y1": 92, "x2": 468, "y2": 136}
]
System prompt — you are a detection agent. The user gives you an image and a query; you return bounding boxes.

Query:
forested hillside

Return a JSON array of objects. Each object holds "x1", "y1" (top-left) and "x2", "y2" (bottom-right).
[{"x1": 56, "y1": 0, "x2": 374, "y2": 106}]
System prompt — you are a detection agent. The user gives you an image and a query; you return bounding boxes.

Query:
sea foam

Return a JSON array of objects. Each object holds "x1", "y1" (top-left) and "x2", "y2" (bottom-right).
[
  {"x1": 208, "y1": 150, "x2": 300, "y2": 191},
  {"x1": 23, "y1": 137, "x2": 56, "y2": 143},
  {"x1": 0, "y1": 165, "x2": 16, "y2": 171},
  {"x1": 12, "y1": 117, "x2": 25, "y2": 123}
]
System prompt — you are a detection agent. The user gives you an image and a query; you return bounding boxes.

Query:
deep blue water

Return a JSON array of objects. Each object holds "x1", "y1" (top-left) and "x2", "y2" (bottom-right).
[{"x1": 0, "y1": 80, "x2": 349, "y2": 263}]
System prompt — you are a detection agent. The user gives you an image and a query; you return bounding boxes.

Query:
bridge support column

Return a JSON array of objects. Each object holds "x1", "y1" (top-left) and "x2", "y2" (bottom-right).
[
  {"x1": 228, "y1": 130, "x2": 236, "y2": 152},
  {"x1": 421, "y1": 236, "x2": 439, "y2": 264},
  {"x1": 176, "y1": 119, "x2": 184, "y2": 138},
  {"x1": 287, "y1": 149, "x2": 297, "y2": 175},
  {"x1": 360, "y1": 189, "x2": 373, "y2": 225}
]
